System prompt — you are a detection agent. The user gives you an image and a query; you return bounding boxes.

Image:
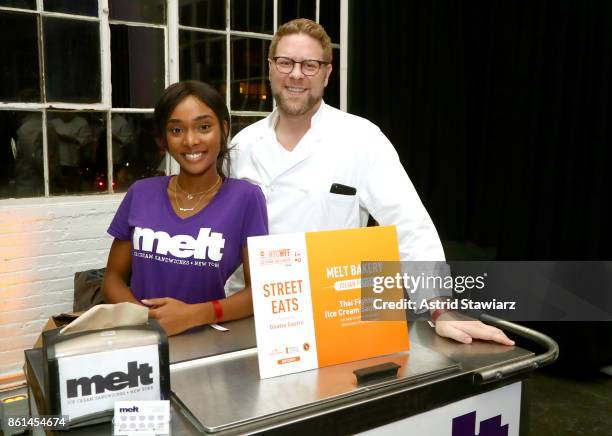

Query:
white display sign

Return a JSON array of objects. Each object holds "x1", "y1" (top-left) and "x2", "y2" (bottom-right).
[
  {"x1": 357, "y1": 382, "x2": 521, "y2": 436},
  {"x1": 249, "y1": 232, "x2": 319, "y2": 378},
  {"x1": 57, "y1": 345, "x2": 161, "y2": 420}
]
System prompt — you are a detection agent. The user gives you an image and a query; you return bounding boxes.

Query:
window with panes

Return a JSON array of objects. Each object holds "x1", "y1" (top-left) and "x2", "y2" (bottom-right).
[{"x1": 0, "y1": 0, "x2": 343, "y2": 200}]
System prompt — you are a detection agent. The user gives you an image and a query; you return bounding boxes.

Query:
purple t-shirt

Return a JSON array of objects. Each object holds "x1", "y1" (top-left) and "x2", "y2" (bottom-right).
[{"x1": 107, "y1": 176, "x2": 268, "y2": 304}]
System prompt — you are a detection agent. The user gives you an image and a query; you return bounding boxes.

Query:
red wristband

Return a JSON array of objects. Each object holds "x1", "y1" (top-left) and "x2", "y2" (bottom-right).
[
  {"x1": 211, "y1": 300, "x2": 223, "y2": 322},
  {"x1": 431, "y1": 308, "x2": 453, "y2": 324}
]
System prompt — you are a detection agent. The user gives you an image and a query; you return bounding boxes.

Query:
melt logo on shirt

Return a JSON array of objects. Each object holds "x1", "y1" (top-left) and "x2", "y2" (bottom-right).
[{"x1": 133, "y1": 226, "x2": 226, "y2": 261}]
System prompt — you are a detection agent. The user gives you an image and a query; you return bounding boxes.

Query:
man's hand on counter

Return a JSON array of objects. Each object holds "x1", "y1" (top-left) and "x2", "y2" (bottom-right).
[{"x1": 434, "y1": 311, "x2": 515, "y2": 346}]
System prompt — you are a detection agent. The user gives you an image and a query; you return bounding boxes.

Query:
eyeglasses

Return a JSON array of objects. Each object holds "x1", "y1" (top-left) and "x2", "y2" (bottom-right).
[{"x1": 271, "y1": 56, "x2": 330, "y2": 76}]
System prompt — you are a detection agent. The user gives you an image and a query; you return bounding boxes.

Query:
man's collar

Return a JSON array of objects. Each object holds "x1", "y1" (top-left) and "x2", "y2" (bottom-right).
[
  {"x1": 310, "y1": 100, "x2": 326, "y2": 128},
  {"x1": 266, "y1": 109, "x2": 280, "y2": 131}
]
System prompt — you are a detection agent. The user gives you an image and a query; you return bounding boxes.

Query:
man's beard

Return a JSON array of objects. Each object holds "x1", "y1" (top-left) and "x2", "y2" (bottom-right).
[{"x1": 273, "y1": 90, "x2": 321, "y2": 117}]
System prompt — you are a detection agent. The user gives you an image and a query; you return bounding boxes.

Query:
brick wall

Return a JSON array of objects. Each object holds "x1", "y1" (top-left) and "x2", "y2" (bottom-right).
[{"x1": 0, "y1": 195, "x2": 124, "y2": 384}]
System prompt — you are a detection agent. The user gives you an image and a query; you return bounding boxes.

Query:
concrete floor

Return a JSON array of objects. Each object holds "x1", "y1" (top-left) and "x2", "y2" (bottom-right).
[{"x1": 526, "y1": 369, "x2": 612, "y2": 436}]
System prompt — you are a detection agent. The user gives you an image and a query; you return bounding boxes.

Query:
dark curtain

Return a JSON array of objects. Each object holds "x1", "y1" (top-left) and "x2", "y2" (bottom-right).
[{"x1": 349, "y1": 0, "x2": 612, "y2": 261}]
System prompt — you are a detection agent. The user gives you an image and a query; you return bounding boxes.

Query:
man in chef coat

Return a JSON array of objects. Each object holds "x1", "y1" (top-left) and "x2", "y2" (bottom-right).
[{"x1": 229, "y1": 18, "x2": 513, "y2": 346}]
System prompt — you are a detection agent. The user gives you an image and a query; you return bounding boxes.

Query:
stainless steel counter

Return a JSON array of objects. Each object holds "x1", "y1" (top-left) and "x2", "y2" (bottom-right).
[
  {"x1": 170, "y1": 318, "x2": 257, "y2": 364},
  {"x1": 25, "y1": 316, "x2": 550, "y2": 435},
  {"x1": 168, "y1": 318, "x2": 536, "y2": 435}
]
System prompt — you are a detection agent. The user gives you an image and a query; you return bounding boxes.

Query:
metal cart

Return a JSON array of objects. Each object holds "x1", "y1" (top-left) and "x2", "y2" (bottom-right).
[{"x1": 24, "y1": 314, "x2": 557, "y2": 435}]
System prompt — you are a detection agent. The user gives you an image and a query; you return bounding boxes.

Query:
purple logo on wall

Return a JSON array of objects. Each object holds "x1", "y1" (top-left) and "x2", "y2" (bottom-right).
[{"x1": 452, "y1": 411, "x2": 508, "y2": 436}]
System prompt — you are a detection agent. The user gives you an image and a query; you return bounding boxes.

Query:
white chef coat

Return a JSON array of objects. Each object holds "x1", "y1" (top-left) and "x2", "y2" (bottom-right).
[{"x1": 230, "y1": 102, "x2": 445, "y2": 262}]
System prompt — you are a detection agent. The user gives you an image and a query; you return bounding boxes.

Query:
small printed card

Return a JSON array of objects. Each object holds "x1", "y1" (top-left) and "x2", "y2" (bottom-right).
[{"x1": 113, "y1": 400, "x2": 170, "y2": 435}]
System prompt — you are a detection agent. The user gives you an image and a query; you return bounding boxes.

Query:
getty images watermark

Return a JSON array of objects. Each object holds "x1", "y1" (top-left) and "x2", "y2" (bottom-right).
[
  {"x1": 359, "y1": 261, "x2": 612, "y2": 322},
  {"x1": 369, "y1": 270, "x2": 518, "y2": 312}
]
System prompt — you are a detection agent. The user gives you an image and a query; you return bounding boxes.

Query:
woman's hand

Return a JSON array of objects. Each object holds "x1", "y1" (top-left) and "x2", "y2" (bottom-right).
[
  {"x1": 142, "y1": 248, "x2": 256, "y2": 336},
  {"x1": 143, "y1": 297, "x2": 202, "y2": 336}
]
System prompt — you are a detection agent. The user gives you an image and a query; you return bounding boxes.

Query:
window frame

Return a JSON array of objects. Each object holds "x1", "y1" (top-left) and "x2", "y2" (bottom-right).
[{"x1": 0, "y1": 0, "x2": 348, "y2": 201}]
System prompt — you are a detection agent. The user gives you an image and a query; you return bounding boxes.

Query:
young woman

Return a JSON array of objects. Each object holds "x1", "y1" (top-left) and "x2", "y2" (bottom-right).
[{"x1": 102, "y1": 81, "x2": 268, "y2": 336}]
